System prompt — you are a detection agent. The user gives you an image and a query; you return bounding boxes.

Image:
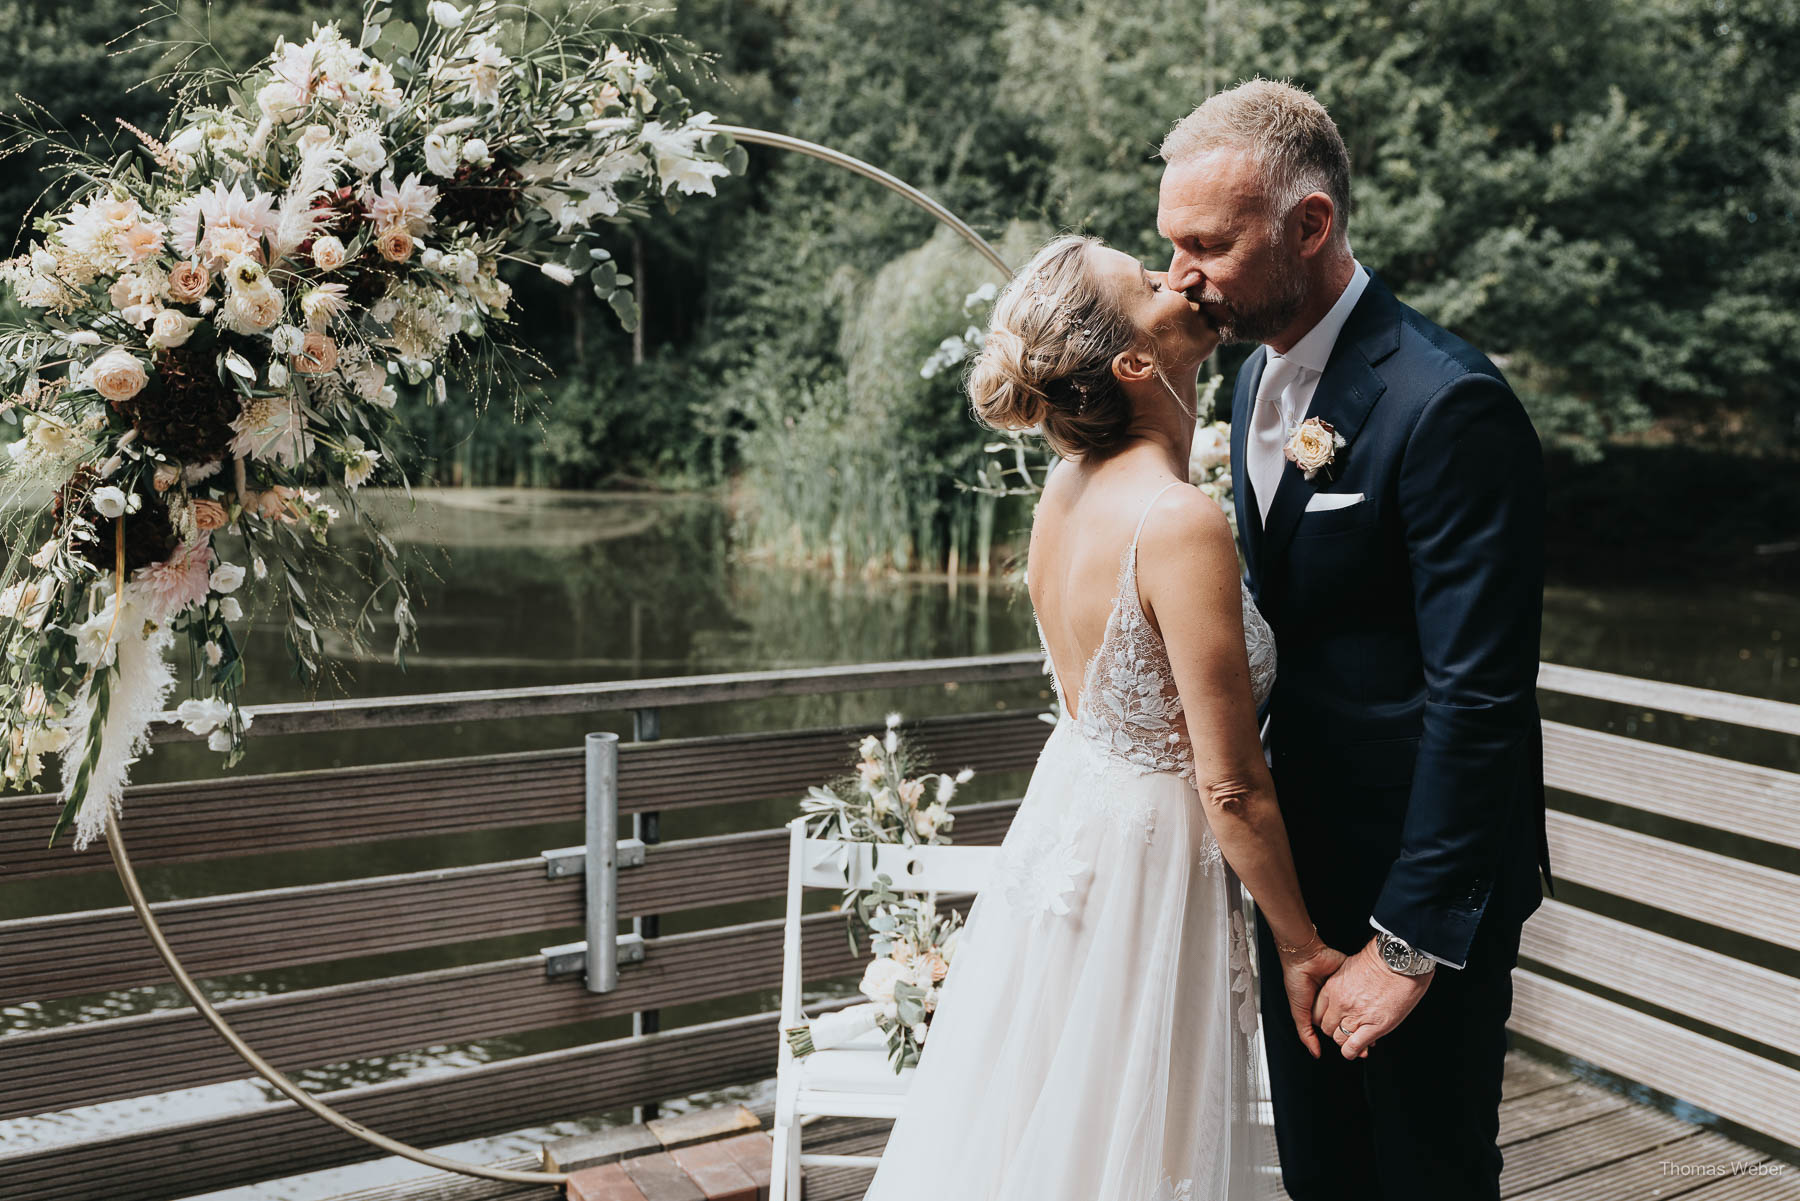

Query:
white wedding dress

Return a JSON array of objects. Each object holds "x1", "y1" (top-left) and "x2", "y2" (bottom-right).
[{"x1": 860, "y1": 479, "x2": 1283, "y2": 1201}]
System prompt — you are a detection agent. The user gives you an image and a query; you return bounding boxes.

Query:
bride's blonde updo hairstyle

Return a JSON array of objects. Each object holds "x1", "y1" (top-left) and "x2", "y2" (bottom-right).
[{"x1": 966, "y1": 233, "x2": 1140, "y2": 460}]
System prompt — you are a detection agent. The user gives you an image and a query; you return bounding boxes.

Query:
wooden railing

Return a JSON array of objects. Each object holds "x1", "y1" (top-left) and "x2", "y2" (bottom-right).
[
  {"x1": 1507, "y1": 673, "x2": 1800, "y2": 1150},
  {"x1": 0, "y1": 656, "x2": 1794, "y2": 1198}
]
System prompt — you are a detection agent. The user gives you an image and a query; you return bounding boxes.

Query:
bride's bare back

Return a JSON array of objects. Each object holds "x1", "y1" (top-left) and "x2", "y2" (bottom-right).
[{"x1": 1028, "y1": 458, "x2": 1190, "y2": 728}]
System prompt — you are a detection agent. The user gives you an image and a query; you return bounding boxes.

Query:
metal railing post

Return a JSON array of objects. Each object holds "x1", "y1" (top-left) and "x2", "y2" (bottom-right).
[{"x1": 584, "y1": 731, "x2": 621, "y2": 994}]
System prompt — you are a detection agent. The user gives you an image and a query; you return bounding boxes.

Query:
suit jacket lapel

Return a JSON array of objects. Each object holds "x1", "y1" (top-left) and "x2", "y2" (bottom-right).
[
  {"x1": 1231, "y1": 347, "x2": 1267, "y2": 590},
  {"x1": 1257, "y1": 272, "x2": 1401, "y2": 569}
]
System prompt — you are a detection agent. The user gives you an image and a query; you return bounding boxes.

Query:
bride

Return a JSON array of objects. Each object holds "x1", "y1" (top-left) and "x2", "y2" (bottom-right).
[{"x1": 858, "y1": 233, "x2": 1343, "y2": 1200}]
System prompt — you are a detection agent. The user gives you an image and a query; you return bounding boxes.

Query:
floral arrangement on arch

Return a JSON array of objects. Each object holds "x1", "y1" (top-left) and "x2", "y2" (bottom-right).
[{"x1": 0, "y1": 0, "x2": 741, "y2": 850}]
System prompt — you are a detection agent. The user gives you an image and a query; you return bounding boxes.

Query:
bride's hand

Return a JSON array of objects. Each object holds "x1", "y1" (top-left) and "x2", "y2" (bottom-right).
[{"x1": 1277, "y1": 938, "x2": 1346, "y2": 1060}]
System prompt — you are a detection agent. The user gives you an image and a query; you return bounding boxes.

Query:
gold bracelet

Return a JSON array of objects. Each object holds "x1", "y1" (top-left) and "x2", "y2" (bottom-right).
[{"x1": 1275, "y1": 924, "x2": 1321, "y2": 954}]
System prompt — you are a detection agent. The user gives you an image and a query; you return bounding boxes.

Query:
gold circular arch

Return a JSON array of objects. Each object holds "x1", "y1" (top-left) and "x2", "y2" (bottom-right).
[{"x1": 103, "y1": 125, "x2": 1013, "y2": 1188}]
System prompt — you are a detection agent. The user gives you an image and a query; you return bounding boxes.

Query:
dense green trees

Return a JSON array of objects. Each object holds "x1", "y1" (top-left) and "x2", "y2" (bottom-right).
[{"x1": 2, "y1": 0, "x2": 1793, "y2": 568}]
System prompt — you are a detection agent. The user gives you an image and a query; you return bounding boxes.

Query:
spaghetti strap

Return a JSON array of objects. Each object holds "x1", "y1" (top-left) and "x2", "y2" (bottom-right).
[{"x1": 1129, "y1": 480, "x2": 1186, "y2": 551}]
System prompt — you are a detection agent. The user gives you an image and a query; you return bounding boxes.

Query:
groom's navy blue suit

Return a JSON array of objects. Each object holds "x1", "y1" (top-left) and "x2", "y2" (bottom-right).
[{"x1": 1234, "y1": 270, "x2": 1554, "y2": 1201}]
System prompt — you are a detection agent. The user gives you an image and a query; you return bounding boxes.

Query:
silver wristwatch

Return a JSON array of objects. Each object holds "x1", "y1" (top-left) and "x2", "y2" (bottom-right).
[{"x1": 1375, "y1": 930, "x2": 1437, "y2": 976}]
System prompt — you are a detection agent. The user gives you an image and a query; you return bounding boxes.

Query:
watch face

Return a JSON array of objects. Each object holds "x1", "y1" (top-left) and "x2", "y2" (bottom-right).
[{"x1": 1380, "y1": 936, "x2": 1418, "y2": 974}]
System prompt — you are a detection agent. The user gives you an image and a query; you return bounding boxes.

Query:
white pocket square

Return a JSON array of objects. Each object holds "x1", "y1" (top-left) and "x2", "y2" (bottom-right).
[{"x1": 1305, "y1": 491, "x2": 1365, "y2": 511}]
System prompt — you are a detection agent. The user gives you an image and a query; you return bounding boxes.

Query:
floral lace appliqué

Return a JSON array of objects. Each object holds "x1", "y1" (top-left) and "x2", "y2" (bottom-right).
[
  {"x1": 998, "y1": 809, "x2": 1089, "y2": 919},
  {"x1": 1227, "y1": 908, "x2": 1260, "y2": 1038},
  {"x1": 1149, "y1": 1174, "x2": 1195, "y2": 1201}
]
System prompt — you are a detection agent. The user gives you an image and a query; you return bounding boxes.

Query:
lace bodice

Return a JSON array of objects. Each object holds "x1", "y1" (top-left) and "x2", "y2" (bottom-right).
[{"x1": 1033, "y1": 480, "x2": 1277, "y2": 787}]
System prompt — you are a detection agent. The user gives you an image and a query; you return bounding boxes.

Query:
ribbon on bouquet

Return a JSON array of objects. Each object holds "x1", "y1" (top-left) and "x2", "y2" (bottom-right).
[{"x1": 784, "y1": 1002, "x2": 882, "y2": 1058}]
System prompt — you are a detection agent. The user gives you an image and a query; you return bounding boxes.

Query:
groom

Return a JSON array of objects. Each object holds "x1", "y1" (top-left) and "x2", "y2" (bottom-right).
[{"x1": 1157, "y1": 80, "x2": 1555, "y2": 1200}]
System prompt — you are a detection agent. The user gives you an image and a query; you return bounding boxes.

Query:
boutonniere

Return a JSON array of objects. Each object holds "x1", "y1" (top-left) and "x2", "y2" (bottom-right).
[{"x1": 1283, "y1": 415, "x2": 1347, "y2": 482}]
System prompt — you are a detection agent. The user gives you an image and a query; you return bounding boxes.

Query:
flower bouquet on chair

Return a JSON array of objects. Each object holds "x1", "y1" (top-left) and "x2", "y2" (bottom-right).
[
  {"x1": 785, "y1": 876, "x2": 965, "y2": 1072},
  {"x1": 787, "y1": 710, "x2": 974, "y2": 1072}
]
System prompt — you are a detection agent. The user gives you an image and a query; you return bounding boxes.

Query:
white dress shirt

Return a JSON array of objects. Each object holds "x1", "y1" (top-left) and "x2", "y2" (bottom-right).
[{"x1": 1245, "y1": 261, "x2": 1370, "y2": 525}]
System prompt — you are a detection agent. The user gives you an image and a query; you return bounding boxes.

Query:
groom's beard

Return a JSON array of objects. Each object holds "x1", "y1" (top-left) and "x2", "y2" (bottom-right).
[{"x1": 1189, "y1": 248, "x2": 1306, "y2": 346}]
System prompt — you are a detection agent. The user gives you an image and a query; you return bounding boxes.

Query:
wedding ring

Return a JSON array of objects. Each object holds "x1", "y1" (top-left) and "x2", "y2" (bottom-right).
[{"x1": 1337, "y1": 1021, "x2": 1354, "y2": 1036}]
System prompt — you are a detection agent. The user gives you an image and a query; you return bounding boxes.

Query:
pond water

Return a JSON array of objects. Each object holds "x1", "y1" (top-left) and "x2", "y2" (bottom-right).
[{"x1": 2, "y1": 487, "x2": 1794, "y2": 1198}]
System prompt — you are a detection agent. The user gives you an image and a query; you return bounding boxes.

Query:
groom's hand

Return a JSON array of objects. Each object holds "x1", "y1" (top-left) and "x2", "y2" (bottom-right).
[{"x1": 1313, "y1": 937, "x2": 1433, "y2": 1060}]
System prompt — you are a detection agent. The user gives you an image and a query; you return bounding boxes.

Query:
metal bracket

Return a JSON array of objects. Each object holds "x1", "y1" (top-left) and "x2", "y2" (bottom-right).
[
  {"x1": 540, "y1": 838, "x2": 645, "y2": 879},
  {"x1": 542, "y1": 932, "x2": 646, "y2": 980}
]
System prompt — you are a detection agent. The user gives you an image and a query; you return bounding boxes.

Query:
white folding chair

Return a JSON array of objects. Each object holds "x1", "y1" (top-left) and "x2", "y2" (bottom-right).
[{"x1": 770, "y1": 815, "x2": 1000, "y2": 1200}]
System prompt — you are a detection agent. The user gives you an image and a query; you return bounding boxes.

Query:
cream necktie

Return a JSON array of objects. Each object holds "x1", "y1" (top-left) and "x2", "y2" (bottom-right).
[{"x1": 1249, "y1": 352, "x2": 1301, "y2": 525}]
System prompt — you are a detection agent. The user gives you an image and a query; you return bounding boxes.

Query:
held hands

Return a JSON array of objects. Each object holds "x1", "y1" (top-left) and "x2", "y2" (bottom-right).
[
  {"x1": 1313, "y1": 936, "x2": 1433, "y2": 1060},
  {"x1": 1276, "y1": 934, "x2": 1346, "y2": 1060}
]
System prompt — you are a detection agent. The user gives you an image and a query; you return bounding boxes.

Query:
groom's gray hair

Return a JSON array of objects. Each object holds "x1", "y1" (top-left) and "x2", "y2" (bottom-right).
[{"x1": 1161, "y1": 78, "x2": 1352, "y2": 246}]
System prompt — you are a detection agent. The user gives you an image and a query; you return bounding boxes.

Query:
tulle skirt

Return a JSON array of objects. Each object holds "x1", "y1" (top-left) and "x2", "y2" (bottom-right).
[{"x1": 860, "y1": 716, "x2": 1281, "y2": 1201}]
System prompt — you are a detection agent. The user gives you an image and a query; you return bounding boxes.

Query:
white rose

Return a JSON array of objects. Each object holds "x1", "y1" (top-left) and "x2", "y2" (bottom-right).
[
  {"x1": 91, "y1": 485, "x2": 128, "y2": 518},
  {"x1": 210, "y1": 562, "x2": 246, "y2": 593},
  {"x1": 220, "y1": 595, "x2": 243, "y2": 621},
  {"x1": 1191, "y1": 422, "x2": 1230, "y2": 473},
  {"x1": 86, "y1": 349, "x2": 148, "y2": 402},
  {"x1": 221, "y1": 283, "x2": 283, "y2": 333},
  {"x1": 148, "y1": 308, "x2": 201, "y2": 350},
  {"x1": 858, "y1": 956, "x2": 906, "y2": 1005},
  {"x1": 460, "y1": 137, "x2": 492, "y2": 168},
  {"x1": 257, "y1": 80, "x2": 306, "y2": 124},
  {"x1": 310, "y1": 235, "x2": 346, "y2": 271},
  {"x1": 1283, "y1": 416, "x2": 1346, "y2": 480},
  {"x1": 269, "y1": 324, "x2": 305, "y2": 355},
  {"x1": 343, "y1": 129, "x2": 388, "y2": 175},
  {"x1": 423, "y1": 132, "x2": 460, "y2": 177},
  {"x1": 428, "y1": 1, "x2": 469, "y2": 27},
  {"x1": 296, "y1": 123, "x2": 334, "y2": 157}
]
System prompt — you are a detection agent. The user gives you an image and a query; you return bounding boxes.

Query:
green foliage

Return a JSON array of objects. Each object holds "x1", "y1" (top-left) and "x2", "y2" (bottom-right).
[
  {"x1": 732, "y1": 222, "x2": 1043, "y2": 573},
  {"x1": 0, "y1": 0, "x2": 1789, "y2": 565}
]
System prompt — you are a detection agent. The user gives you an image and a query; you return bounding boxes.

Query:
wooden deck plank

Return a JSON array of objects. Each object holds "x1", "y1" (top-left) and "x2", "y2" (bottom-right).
[
  {"x1": 1499, "y1": 1080, "x2": 1636, "y2": 1145},
  {"x1": 1681, "y1": 1168, "x2": 1800, "y2": 1200},
  {"x1": 1503, "y1": 1051, "x2": 1576, "y2": 1100},
  {"x1": 320, "y1": 1154, "x2": 559, "y2": 1201},
  {"x1": 1498, "y1": 1103, "x2": 1704, "y2": 1194},
  {"x1": 312, "y1": 1051, "x2": 1794, "y2": 1201},
  {"x1": 1507, "y1": 1131, "x2": 1784, "y2": 1201}
]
